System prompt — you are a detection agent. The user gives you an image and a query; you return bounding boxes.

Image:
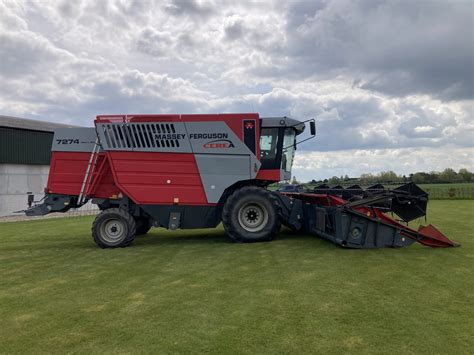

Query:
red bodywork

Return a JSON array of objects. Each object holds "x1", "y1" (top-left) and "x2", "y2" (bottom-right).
[{"x1": 46, "y1": 113, "x2": 281, "y2": 206}]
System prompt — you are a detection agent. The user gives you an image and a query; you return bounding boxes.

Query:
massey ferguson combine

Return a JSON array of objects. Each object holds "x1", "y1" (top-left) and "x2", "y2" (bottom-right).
[{"x1": 25, "y1": 113, "x2": 458, "y2": 249}]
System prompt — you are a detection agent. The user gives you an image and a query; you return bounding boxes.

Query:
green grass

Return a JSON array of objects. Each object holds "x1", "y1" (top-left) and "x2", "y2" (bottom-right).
[
  {"x1": 418, "y1": 183, "x2": 474, "y2": 200},
  {"x1": 1, "y1": 201, "x2": 473, "y2": 353}
]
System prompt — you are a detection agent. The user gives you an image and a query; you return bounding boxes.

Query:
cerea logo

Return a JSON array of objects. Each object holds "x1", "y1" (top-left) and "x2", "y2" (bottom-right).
[
  {"x1": 188, "y1": 133, "x2": 235, "y2": 149},
  {"x1": 203, "y1": 139, "x2": 235, "y2": 148}
]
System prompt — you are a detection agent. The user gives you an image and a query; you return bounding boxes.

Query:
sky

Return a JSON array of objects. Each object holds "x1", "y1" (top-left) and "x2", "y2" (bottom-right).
[{"x1": 0, "y1": 0, "x2": 472, "y2": 181}]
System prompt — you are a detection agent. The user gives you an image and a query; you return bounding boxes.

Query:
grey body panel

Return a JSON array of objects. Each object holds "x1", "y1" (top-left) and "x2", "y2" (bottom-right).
[
  {"x1": 195, "y1": 154, "x2": 252, "y2": 203},
  {"x1": 186, "y1": 121, "x2": 261, "y2": 202},
  {"x1": 185, "y1": 121, "x2": 250, "y2": 155},
  {"x1": 52, "y1": 128, "x2": 98, "y2": 152}
]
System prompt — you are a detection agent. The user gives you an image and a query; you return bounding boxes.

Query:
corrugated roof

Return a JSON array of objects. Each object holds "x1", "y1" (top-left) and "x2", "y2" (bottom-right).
[{"x1": 0, "y1": 115, "x2": 81, "y2": 132}]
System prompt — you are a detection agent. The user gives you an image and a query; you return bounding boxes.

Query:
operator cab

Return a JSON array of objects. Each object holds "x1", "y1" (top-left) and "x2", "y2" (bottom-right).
[{"x1": 259, "y1": 117, "x2": 309, "y2": 180}]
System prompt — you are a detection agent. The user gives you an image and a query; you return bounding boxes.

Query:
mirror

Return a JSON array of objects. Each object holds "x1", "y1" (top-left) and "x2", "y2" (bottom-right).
[{"x1": 310, "y1": 121, "x2": 316, "y2": 135}]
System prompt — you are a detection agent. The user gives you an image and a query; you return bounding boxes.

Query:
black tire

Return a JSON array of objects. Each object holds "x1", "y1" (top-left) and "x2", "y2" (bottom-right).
[
  {"x1": 222, "y1": 186, "x2": 281, "y2": 243},
  {"x1": 92, "y1": 208, "x2": 136, "y2": 248},
  {"x1": 135, "y1": 217, "x2": 152, "y2": 235}
]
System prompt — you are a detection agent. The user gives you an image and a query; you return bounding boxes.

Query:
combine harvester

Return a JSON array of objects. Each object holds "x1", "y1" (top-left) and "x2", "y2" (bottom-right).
[{"x1": 25, "y1": 113, "x2": 458, "y2": 249}]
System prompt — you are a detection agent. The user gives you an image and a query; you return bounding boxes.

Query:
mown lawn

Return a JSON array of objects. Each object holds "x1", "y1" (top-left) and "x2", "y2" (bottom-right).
[{"x1": 0, "y1": 201, "x2": 473, "y2": 353}]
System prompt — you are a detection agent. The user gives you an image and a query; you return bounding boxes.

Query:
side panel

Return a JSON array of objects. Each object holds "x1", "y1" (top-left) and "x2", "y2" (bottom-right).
[
  {"x1": 107, "y1": 152, "x2": 209, "y2": 205},
  {"x1": 51, "y1": 128, "x2": 98, "y2": 152},
  {"x1": 46, "y1": 151, "x2": 90, "y2": 195},
  {"x1": 47, "y1": 127, "x2": 113, "y2": 197},
  {"x1": 141, "y1": 205, "x2": 221, "y2": 229},
  {"x1": 194, "y1": 154, "x2": 251, "y2": 203},
  {"x1": 256, "y1": 169, "x2": 281, "y2": 181},
  {"x1": 47, "y1": 152, "x2": 118, "y2": 198},
  {"x1": 97, "y1": 117, "x2": 263, "y2": 204}
]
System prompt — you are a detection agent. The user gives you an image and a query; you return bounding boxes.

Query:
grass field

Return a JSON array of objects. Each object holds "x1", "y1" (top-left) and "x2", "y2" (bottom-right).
[
  {"x1": 418, "y1": 183, "x2": 474, "y2": 200},
  {"x1": 1, "y1": 200, "x2": 473, "y2": 353}
]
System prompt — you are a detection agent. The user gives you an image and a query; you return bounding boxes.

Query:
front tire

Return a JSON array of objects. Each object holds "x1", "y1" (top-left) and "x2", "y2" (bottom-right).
[
  {"x1": 92, "y1": 208, "x2": 136, "y2": 248},
  {"x1": 222, "y1": 186, "x2": 280, "y2": 243}
]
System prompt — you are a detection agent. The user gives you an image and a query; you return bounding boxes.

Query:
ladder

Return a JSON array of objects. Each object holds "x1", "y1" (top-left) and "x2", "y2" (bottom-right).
[{"x1": 78, "y1": 138, "x2": 100, "y2": 205}]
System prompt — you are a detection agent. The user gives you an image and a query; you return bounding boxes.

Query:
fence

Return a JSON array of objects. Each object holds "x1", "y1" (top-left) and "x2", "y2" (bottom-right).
[
  {"x1": 0, "y1": 201, "x2": 99, "y2": 223},
  {"x1": 420, "y1": 185, "x2": 474, "y2": 200}
]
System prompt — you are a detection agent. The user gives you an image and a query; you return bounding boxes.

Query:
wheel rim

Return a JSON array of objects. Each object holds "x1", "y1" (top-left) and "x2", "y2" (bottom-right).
[
  {"x1": 237, "y1": 202, "x2": 269, "y2": 232},
  {"x1": 100, "y1": 218, "x2": 126, "y2": 243}
]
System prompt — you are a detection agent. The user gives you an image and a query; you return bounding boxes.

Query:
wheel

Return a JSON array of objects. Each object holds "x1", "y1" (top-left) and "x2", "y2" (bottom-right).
[
  {"x1": 135, "y1": 217, "x2": 152, "y2": 235},
  {"x1": 92, "y1": 208, "x2": 136, "y2": 248},
  {"x1": 222, "y1": 186, "x2": 281, "y2": 243}
]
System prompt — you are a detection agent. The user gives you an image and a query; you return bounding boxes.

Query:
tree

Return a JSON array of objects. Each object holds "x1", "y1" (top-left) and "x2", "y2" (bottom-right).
[
  {"x1": 439, "y1": 168, "x2": 458, "y2": 183},
  {"x1": 359, "y1": 173, "x2": 375, "y2": 185},
  {"x1": 458, "y1": 168, "x2": 473, "y2": 182},
  {"x1": 379, "y1": 171, "x2": 398, "y2": 183},
  {"x1": 328, "y1": 176, "x2": 341, "y2": 185}
]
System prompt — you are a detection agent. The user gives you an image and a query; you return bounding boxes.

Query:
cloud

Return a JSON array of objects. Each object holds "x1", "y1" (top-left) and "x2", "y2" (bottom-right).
[
  {"x1": 0, "y1": 0, "x2": 472, "y2": 179},
  {"x1": 293, "y1": 147, "x2": 474, "y2": 182},
  {"x1": 136, "y1": 28, "x2": 174, "y2": 57},
  {"x1": 0, "y1": 30, "x2": 73, "y2": 78},
  {"x1": 164, "y1": 0, "x2": 215, "y2": 18},
  {"x1": 223, "y1": 15, "x2": 244, "y2": 40},
  {"x1": 282, "y1": 0, "x2": 474, "y2": 101}
]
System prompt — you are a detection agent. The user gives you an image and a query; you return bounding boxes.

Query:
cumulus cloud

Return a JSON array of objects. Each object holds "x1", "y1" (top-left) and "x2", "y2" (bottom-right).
[
  {"x1": 283, "y1": 0, "x2": 473, "y2": 101},
  {"x1": 0, "y1": 0, "x2": 472, "y2": 179},
  {"x1": 164, "y1": 0, "x2": 215, "y2": 18},
  {"x1": 293, "y1": 147, "x2": 474, "y2": 182}
]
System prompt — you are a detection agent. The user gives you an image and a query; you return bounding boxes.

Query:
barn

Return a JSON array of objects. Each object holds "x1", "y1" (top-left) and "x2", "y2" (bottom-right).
[{"x1": 0, "y1": 115, "x2": 78, "y2": 216}]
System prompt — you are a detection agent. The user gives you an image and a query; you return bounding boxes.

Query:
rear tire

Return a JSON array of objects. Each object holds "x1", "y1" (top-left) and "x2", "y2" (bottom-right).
[
  {"x1": 222, "y1": 186, "x2": 280, "y2": 243},
  {"x1": 135, "y1": 217, "x2": 152, "y2": 235},
  {"x1": 92, "y1": 208, "x2": 136, "y2": 248}
]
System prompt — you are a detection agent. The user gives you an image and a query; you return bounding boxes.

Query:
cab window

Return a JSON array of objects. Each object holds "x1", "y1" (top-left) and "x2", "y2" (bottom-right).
[{"x1": 260, "y1": 128, "x2": 280, "y2": 169}]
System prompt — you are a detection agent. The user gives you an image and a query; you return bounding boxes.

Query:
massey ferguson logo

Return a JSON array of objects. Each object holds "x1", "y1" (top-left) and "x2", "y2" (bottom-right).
[{"x1": 203, "y1": 139, "x2": 235, "y2": 149}]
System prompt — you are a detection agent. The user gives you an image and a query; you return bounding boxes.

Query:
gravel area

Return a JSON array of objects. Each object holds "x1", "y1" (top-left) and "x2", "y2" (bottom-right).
[{"x1": 0, "y1": 210, "x2": 98, "y2": 223}]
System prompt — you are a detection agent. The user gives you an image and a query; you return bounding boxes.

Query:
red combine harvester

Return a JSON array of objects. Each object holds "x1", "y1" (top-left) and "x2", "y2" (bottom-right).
[{"x1": 25, "y1": 113, "x2": 458, "y2": 249}]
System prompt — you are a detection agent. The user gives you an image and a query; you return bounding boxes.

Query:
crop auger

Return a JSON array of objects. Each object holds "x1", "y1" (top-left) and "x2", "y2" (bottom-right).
[{"x1": 24, "y1": 113, "x2": 458, "y2": 249}]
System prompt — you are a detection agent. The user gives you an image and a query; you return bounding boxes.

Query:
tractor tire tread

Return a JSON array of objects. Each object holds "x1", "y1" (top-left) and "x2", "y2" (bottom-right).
[
  {"x1": 92, "y1": 208, "x2": 136, "y2": 248},
  {"x1": 222, "y1": 186, "x2": 280, "y2": 243}
]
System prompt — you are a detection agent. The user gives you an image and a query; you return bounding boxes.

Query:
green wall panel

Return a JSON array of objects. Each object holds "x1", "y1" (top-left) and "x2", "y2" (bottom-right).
[{"x1": 0, "y1": 128, "x2": 53, "y2": 165}]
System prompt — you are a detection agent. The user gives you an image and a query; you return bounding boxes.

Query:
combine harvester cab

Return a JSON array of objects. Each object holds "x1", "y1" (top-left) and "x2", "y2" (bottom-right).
[{"x1": 25, "y1": 113, "x2": 458, "y2": 249}]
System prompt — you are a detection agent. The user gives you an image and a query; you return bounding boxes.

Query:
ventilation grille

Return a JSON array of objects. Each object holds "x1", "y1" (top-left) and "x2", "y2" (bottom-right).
[{"x1": 99, "y1": 123, "x2": 181, "y2": 149}]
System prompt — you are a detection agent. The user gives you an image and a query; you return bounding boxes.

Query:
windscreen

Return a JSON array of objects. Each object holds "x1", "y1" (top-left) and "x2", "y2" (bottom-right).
[{"x1": 281, "y1": 128, "x2": 296, "y2": 172}]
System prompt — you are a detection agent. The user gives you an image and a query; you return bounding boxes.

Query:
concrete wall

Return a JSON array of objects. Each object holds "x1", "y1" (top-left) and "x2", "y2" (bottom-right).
[{"x1": 0, "y1": 164, "x2": 49, "y2": 216}]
